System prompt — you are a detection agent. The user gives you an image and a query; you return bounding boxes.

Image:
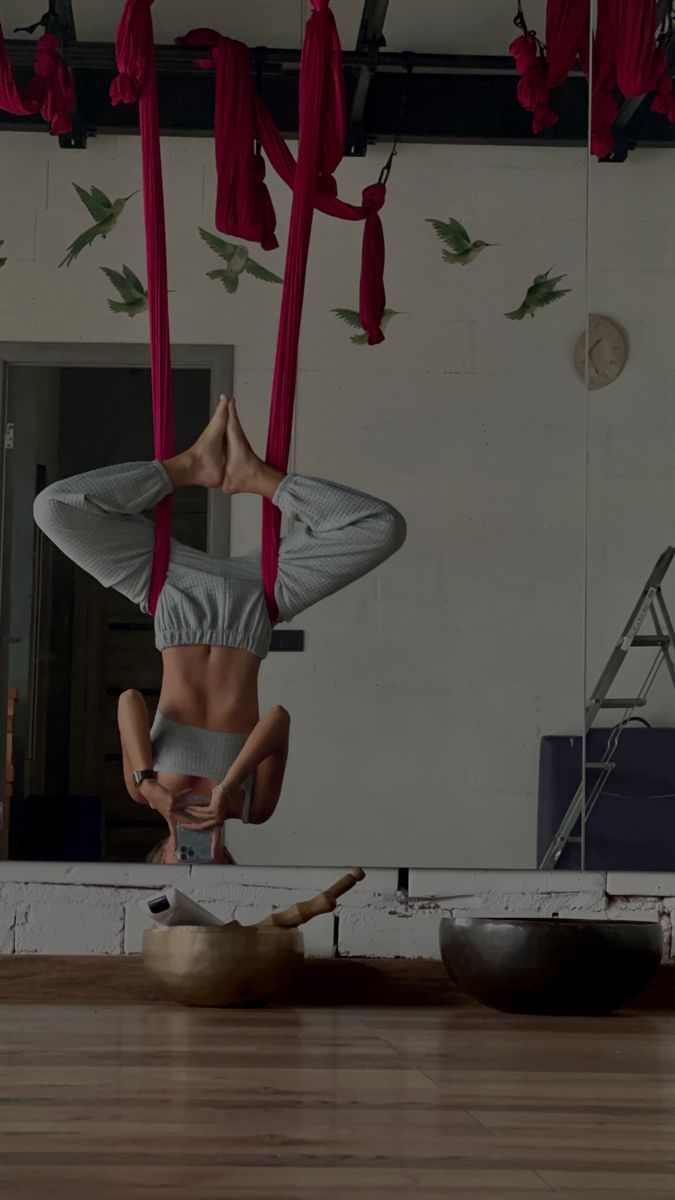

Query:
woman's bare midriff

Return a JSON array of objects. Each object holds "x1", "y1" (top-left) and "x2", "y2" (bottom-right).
[{"x1": 158, "y1": 644, "x2": 262, "y2": 734}]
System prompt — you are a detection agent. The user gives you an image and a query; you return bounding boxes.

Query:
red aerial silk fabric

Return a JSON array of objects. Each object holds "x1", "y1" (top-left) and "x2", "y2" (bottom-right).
[
  {"x1": 176, "y1": 30, "x2": 279, "y2": 250},
  {"x1": 588, "y1": 0, "x2": 620, "y2": 159},
  {"x1": 509, "y1": 1, "x2": 590, "y2": 136},
  {"x1": 262, "y1": 0, "x2": 346, "y2": 621},
  {"x1": 110, "y1": 0, "x2": 174, "y2": 615},
  {"x1": 176, "y1": 28, "x2": 387, "y2": 351},
  {"x1": 546, "y1": 0, "x2": 590, "y2": 91},
  {"x1": 0, "y1": 23, "x2": 74, "y2": 134},
  {"x1": 611, "y1": 0, "x2": 675, "y2": 123},
  {"x1": 511, "y1": 0, "x2": 675, "y2": 158},
  {"x1": 253, "y1": 99, "x2": 387, "y2": 349},
  {"x1": 180, "y1": 4, "x2": 387, "y2": 617},
  {"x1": 509, "y1": 31, "x2": 558, "y2": 134}
]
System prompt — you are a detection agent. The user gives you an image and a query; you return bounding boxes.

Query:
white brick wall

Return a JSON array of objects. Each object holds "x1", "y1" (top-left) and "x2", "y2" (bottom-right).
[{"x1": 0, "y1": 865, "x2": 672, "y2": 960}]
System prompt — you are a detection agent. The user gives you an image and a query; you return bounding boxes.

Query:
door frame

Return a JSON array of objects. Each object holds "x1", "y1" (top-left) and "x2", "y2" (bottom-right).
[{"x1": 0, "y1": 341, "x2": 234, "y2": 855}]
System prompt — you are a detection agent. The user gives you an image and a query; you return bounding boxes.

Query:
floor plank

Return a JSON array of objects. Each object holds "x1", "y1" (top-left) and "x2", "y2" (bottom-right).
[{"x1": 1, "y1": 958, "x2": 675, "y2": 1197}]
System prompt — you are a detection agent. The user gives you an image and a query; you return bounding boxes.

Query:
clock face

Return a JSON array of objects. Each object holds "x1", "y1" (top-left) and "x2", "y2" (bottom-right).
[{"x1": 574, "y1": 315, "x2": 628, "y2": 391}]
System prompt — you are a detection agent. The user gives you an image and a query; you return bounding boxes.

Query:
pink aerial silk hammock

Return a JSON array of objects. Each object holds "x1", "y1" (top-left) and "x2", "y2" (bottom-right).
[
  {"x1": 510, "y1": 0, "x2": 675, "y2": 159},
  {"x1": 112, "y1": 0, "x2": 387, "y2": 620},
  {"x1": 0, "y1": 21, "x2": 74, "y2": 133}
]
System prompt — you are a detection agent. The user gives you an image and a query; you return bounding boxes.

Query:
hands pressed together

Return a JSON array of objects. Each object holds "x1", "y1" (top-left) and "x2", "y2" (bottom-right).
[{"x1": 140, "y1": 780, "x2": 236, "y2": 834}]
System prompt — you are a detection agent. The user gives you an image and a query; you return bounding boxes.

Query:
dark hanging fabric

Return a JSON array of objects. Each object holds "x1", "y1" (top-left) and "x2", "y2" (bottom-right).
[
  {"x1": 110, "y1": 0, "x2": 174, "y2": 615},
  {"x1": 0, "y1": 22, "x2": 74, "y2": 133}
]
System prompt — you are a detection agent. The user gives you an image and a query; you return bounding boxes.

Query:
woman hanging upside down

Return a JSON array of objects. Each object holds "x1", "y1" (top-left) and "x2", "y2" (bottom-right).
[{"x1": 33, "y1": 397, "x2": 406, "y2": 863}]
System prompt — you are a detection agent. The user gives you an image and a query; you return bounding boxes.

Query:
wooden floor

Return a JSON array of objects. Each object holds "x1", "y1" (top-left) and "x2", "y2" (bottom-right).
[{"x1": 1, "y1": 958, "x2": 675, "y2": 1199}]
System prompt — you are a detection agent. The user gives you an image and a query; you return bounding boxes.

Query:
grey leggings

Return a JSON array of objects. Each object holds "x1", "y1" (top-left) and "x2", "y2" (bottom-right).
[{"x1": 33, "y1": 462, "x2": 407, "y2": 648}]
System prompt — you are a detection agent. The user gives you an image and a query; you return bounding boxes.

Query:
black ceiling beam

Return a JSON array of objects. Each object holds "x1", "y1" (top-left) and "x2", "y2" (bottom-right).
[
  {"x1": 4, "y1": 39, "x2": 675, "y2": 150},
  {"x1": 2, "y1": 41, "x2": 545, "y2": 73},
  {"x1": 346, "y1": 0, "x2": 389, "y2": 157}
]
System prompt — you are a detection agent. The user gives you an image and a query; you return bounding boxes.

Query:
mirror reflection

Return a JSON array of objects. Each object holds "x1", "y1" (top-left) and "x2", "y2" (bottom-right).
[
  {"x1": 581, "y1": 0, "x2": 675, "y2": 871},
  {"x1": 0, "y1": 1, "x2": 591, "y2": 868}
]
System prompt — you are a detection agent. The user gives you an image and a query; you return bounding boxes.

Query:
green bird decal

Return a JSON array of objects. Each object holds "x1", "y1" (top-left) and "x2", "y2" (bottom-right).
[
  {"x1": 332, "y1": 308, "x2": 402, "y2": 345},
  {"x1": 101, "y1": 265, "x2": 148, "y2": 317},
  {"x1": 60, "y1": 184, "x2": 138, "y2": 269},
  {"x1": 199, "y1": 228, "x2": 283, "y2": 293},
  {"x1": 426, "y1": 217, "x2": 497, "y2": 265},
  {"x1": 505, "y1": 267, "x2": 571, "y2": 320},
  {"x1": 0, "y1": 240, "x2": 5, "y2": 269}
]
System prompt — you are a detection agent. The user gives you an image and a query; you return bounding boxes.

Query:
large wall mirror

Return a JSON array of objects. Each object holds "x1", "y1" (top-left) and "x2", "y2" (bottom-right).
[
  {"x1": 581, "y1": 0, "x2": 675, "y2": 873},
  {"x1": 0, "y1": 1, "x2": 593, "y2": 869}
]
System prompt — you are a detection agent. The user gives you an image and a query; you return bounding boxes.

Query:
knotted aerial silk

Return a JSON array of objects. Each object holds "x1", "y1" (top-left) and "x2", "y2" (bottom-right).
[
  {"x1": 510, "y1": 0, "x2": 675, "y2": 159},
  {"x1": 178, "y1": 11, "x2": 388, "y2": 616},
  {"x1": 112, "y1": 0, "x2": 388, "y2": 620},
  {"x1": 0, "y1": 22, "x2": 74, "y2": 134},
  {"x1": 111, "y1": 0, "x2": 174, "y2": 615}
]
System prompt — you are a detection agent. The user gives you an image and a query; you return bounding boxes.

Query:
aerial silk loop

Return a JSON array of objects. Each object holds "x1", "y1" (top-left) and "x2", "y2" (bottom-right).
[
  {"x1": 178, "y1": 9, "x2": 388, "y2": 618},
  {"x1": 0, "y1": 21, "x2": 74, "y2": 133},
  {"x1": 176, "y1": 25, "x2": 387, "y2": 350},
  {"x1": 110, "y1": 0, "x2": 387, "y2": 619},
  {"x1": 111, "y1": 0, "x2": 174, "y2": 615},
  {"x1": 510, "y1": 0, "x2": 675, "y2": 159}
]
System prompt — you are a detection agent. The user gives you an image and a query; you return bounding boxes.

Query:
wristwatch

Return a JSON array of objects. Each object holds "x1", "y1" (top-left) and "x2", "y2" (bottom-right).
[{"x1": 133, "y1": 768, "x2": 158, "y2": 789}]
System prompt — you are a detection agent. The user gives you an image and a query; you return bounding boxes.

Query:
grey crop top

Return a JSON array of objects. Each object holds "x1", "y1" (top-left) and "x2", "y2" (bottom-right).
[{"x1": 150, "y1": 711, "x2": 254, "y2": 823}]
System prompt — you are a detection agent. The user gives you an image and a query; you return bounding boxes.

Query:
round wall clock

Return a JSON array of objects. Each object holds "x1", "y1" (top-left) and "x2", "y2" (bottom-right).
[{"x1": 574, "y1": 314, "x2": 628, "y2": 391}]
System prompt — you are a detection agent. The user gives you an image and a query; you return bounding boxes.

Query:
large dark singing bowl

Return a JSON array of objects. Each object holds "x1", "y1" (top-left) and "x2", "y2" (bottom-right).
[{"x1": 439, "y1": 917, "x2": 663, "y2": 1015}]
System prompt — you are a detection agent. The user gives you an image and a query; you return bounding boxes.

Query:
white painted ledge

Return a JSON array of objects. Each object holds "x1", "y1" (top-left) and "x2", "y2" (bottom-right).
[{"x1": 607, "y1": 873, "x2": 675, "y2": 897}]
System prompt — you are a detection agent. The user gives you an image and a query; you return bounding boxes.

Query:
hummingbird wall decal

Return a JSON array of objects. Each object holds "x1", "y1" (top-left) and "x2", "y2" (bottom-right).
[
  {"x1": 60, "y1": 184, "x2": 138, "y2": 269},
  {"x1": 426, "y1": 217, "x2": 497, "y2": 265},
  {"x1": 199, "y1": 228, "x2": 283, "y2": 293},
  {"x1": 0, "y1": 240, "x2": 5, "y2": 269},
  {"x1": 332, "y1": 308, "x2": 402, "y2": 345},
  {"x1": 101, "y1": 265, "x2": 148, "y2": 317},
  {"x1": 505, "y1": 267, "x2": 571, "y2": 320}
]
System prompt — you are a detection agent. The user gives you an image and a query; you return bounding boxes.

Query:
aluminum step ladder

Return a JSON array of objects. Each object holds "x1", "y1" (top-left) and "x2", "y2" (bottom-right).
[{"x1": 538, "y1": 547, "x2": 675, "y2": 869}]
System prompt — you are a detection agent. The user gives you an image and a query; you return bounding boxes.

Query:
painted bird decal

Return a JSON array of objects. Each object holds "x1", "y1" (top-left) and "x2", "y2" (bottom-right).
[
  {"x1": 0, "y1": 240, "x2": 5, "y2": 269},
  {"x1": 101, "y1": 265, "x2": 148, "y2": 317},
  {"x1": 199, "y1": 228, "x2": 283, "y2": 293},
  {"x1": 504, "y1": 267, "x2": 571, "y2": 320},
  {"x1": 60, "y1": 184, "x2": 138, "y2": 269},
  {"x1": 426, "y1": 217, "x2": 497, "y2": 266},
  {"x1": 332, "y1": 308, "x2": 402, "y2": 345}
]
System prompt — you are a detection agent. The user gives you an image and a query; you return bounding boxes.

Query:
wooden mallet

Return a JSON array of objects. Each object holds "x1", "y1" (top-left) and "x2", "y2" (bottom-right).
[{"x1": 254, "y1": 867, "x2": 366, "y2": 929}]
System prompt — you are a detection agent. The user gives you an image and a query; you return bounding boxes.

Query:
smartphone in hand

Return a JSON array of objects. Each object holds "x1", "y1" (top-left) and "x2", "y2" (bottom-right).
[{"x1": 176, "y1": 795, "x2": 215, "y2": 864}]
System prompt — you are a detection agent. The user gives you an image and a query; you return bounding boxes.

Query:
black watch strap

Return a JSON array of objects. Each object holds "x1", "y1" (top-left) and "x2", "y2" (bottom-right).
[{"x1": 133, "y1": 768, "x2": 158, "y2": 788}]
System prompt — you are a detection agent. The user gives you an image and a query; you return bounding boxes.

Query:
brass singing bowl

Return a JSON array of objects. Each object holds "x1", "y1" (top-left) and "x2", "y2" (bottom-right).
[{"x1": 142, "y1": 925, "x2": 305, "y2": 1007}]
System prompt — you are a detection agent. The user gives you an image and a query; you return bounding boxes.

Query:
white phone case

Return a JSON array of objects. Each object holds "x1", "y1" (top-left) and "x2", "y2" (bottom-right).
[{"x1": 142, "y1": 887, "x2": 224, "y2": 928}]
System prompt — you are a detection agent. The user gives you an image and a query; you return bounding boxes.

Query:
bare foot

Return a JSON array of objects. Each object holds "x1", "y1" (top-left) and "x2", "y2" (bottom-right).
[
  {"x1": 221, "y1": 398, "x2": 262, "y2": 495},
  {"x1": 183, "y1": 394, "x2": 229, "y2": 488},
  {"x1": 164, "y1": 396, "x2": 230, "y2": 489}
]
